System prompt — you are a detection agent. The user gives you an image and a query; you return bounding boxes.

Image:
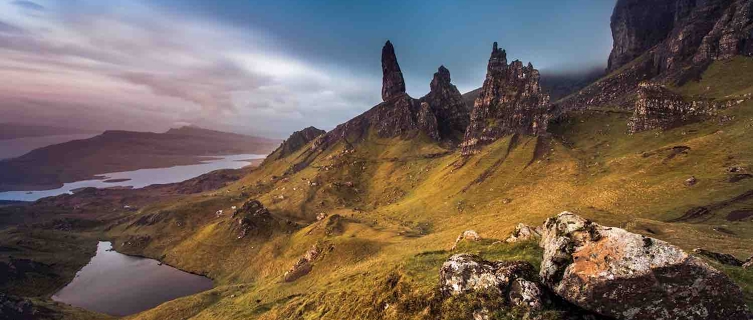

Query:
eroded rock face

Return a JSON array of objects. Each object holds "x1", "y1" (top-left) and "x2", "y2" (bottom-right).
[
  {"x1": 439, "y1": 254, "x2": 546, "y2": 310},
  {"x1": 539, "y1": 211, "x2": 750, "y2": 320},
  {"x1": 382, "y1": 41, "x2": 406, "y2": 102},
  {"x1": 271, "y1": 127, "x2": 325, "y2": 160},
  {"x1": 420, "y1": 66, "x2": 470, "y2": 141},
  {"x1": 461, "y1": 43, "x2": 551, "y2": 155},
  {"x1": 505, "y1": 223, "x2": 541, "y2": 243}
]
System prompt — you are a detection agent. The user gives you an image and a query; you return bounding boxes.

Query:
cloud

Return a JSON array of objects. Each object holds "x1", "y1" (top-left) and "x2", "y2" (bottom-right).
[
  {"x1": 0, "y1": 20, "x2": 24, "y2": 34},
  {"x1": 0, "y1": 0, "x2": 380, "y2": 137},
  {"x1": 11, "y1": 1, "x2": 45, "y2": 12}
]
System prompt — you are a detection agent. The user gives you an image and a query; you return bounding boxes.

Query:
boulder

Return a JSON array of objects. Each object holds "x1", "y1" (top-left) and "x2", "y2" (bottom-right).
[
  {"x1": 744, "y1": 257, "x2": 752, "y2": 269},
  {"x1": 451, "y1": 230, "x2": 481, "y2": 250},
  {"x1": 539, "y1": 211, "x2": 750, "y2": 320},
  {"x1": 505, "y1": 223, "x2": 541, "y2": 243},
  {"x1": 231, "y1": 199, "x2": 273, "y2": 239},
  {"x1": 693, "y1": 248, "x2": 744, "y2": 266},
  {"x1": 439, "y1": 254, "x2": 546, "y2": 310},
  {"x1": 684, "y1": 175, "x2": 698, "y2": 186}
]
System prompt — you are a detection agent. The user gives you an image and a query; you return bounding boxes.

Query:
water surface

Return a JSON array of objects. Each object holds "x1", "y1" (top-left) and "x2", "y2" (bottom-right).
[
  {"x1": 0, "y1": 154, "x2": 264, "y2": 201},
  {"x1": 52, "y1": 241, "x2": 213, "y2": 316}
]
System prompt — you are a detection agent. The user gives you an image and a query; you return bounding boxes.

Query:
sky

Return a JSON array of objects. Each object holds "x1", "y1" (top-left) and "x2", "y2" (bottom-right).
[{"x1": 0, "y1": 0, "x2": 616, "y2": 138}]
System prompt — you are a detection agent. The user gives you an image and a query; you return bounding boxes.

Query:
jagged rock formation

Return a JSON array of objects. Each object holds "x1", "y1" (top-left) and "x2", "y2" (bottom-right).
[
  {"x1": 313, "y1": 41, "x2": 471, "y2": 151},
  {"x1": 539, "y1": 211, "x2": 750, "y2": 320},
  {"x1": 461, "y1": 43, "x2": 551, "y2": 155},
  {"x1": 381, "y1": 40, "x2": 406, "y2": 102},
  {"x1": 283, "y1": 243, "x2": 332, "y2": 282},
  {"x1": 419, "y1": 66, "x2": 470, "y2": 140},
  {"x1": 439, "y1": 254, "x2": 547, "y2": 310},
  {"x1": 270, "y1": 127, "x2": 325, "y2": 160},
  {"x1": 627, "y1": 82, "x2": 748, "y2": 133}
]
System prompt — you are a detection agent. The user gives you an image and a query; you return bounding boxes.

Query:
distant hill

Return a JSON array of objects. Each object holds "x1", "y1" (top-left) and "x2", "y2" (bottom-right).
[
  {"x1": 0, "y1": 123, "x2": 99, "y2": 140},
  {"x1": 0, "y1": 126, "x2": 281, "y2": 191}
]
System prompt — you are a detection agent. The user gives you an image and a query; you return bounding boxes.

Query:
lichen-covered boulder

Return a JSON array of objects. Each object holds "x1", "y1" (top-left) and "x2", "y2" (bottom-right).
[
  {"x1": 439, "y1": 254, "x2": 546, "y2": 310},
  {"x1": 539, "y1": 211, "x2": 750, "y2": 320},
  {"x1": 505, "y1": 223, "x2": 541, "y2": 243}
]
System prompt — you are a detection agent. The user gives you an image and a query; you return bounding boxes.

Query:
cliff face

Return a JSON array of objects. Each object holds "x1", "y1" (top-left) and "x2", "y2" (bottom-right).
[
  {"x1": 609, "y1": 0, "x2": 753, "y2": 74},
  {"x1": 559, "y1": 0, "x2": 753, "y2": 113},
  {"x1": 461, "y1": 43, "x2": 551, "y2": 155}
]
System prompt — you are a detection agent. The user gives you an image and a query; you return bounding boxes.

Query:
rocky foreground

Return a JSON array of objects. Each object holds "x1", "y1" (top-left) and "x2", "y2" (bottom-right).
[{"x1": 441, "y1": 212, "x2": 752, "y2": 320}]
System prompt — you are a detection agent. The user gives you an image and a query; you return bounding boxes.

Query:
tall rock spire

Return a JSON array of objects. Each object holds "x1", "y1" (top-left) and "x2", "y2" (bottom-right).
[
  {"x1": 420, "y1": 65, "x2": 469, "y2": 142},
  {"x1": 381, "y1": 40, "x2": 406, "y2": 102}
]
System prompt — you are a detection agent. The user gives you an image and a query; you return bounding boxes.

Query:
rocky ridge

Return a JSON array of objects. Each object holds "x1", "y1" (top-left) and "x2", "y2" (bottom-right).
[{"x1": 269, "y1": 126, "x2": 325, "y2": 160}]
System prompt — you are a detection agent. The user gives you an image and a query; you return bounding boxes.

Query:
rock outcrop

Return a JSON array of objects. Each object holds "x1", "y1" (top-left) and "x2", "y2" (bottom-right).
[
  {"x1": 419, "y1": 66, "x2": 470, "y2": 141},
  {"x1": 693, "y1": 248, "x2": 744, "y2": 266},
  {"x1": 381, "y1": 40, "x2": 406, "y2": 102},
  {"x1": 627, "y1": 82, "x2": 748, "y2": 133},
  {"x1": 539, "y1": 211, "x2": 750, "y2": 320},
  {"x1": 271, "y1": 127, "x2": 325, "y2": 160},
  {"x1": 461, "y1": 43, "x2": 551, "y2": 155},
  {"x1": 231, "y1": 199, "x2": 273, "y2": 239},
  {"x1": 283, "y1": 244, "x2": 331, "y2": 282},
  {"x1": 439, "y1": 254, "x2": 547, "y2": 310}
]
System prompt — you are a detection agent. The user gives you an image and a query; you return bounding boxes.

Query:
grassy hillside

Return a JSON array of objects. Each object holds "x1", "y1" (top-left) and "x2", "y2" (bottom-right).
[
  {"x1": 1, "y1": 58, "x2": 752, "y2": 319},
  {"x1": 113, "y1": 62, "x2": 753, "y2": 318}
]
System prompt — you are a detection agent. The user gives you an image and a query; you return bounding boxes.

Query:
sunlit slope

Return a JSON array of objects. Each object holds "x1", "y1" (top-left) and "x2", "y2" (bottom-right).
[{"x1": 121, "y1": 61, "x2": 753, "y2": 318}]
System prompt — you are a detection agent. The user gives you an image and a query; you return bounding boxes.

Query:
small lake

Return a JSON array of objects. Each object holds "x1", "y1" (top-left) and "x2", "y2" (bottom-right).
[
  {"x1": 52, "y1": 241, "x2": 214, "y2": 317},
  {"x1": 0, "y1": 134, "x2": 99, "y2": 160},
  {"x1": 0, "y1": 154, "x2": 265, "y2": 201}
]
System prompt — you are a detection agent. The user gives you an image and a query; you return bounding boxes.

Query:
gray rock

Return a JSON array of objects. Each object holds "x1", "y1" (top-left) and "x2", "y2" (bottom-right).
[
  {"x1": 539, "y1": 211, "x2": 750, "y2": 320},
  {"x1": 451, "y1": 230, "x2": 481, "y2": 250},
  {"x1": 505, "y1": 223, "x2": 542, "y2": 243},
  {"x1": 693, "y1": 248, "x2": 744, "y2": 266},
  {"x1": 439, "y1": 254, "x2": 546, "y2": 310},
  {"x1": 381, "y1": 41, "x2": 406, "y2": 102}
]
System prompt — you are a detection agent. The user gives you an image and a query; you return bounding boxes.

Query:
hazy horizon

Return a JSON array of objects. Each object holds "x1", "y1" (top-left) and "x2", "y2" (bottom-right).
[{"x1": 1, "y1": 0, "x2": 615, "y2": 138}]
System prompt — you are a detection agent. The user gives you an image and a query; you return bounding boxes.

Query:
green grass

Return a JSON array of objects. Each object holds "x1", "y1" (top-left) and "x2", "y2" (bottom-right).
[{"x1": 674, "y1": 56, "x2": 753, "y2": 99}]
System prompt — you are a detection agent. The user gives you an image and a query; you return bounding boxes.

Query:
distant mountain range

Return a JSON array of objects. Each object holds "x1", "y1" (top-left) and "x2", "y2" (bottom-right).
[
  {"x1": 0, "y1": 123, "x2": 99, "y2": 140},
  {"x1": 0, "y1": 126, "x2": 281, "y2": 192}
]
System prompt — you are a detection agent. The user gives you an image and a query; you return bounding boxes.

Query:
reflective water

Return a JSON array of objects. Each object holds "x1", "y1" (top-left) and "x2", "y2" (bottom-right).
[
  {"x1": 52, "y1": 241, "x2": 213, "y2": 316},
  {"x1": 0, "y1": 154, "x2": 264, "y2": 201}
]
